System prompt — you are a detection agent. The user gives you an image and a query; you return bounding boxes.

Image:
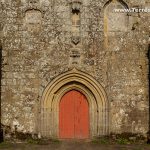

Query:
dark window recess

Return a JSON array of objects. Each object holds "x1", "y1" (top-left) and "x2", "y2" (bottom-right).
[{"x1": 72, "y1": 9, "x2": 80, "y2": 15}]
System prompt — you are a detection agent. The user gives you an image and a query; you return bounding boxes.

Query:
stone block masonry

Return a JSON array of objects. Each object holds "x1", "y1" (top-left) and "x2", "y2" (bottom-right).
[{"x1": 0, "y1": 0, "x2": 149, "y2": 140}]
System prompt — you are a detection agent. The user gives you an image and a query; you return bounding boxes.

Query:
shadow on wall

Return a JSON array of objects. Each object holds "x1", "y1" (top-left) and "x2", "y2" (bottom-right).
[
  {"x1": 147, "y1": 44, "x2": 150, "y2": 144},
  {"x1": 0, "y1": 44, "x2": 3, "y2": 143}
]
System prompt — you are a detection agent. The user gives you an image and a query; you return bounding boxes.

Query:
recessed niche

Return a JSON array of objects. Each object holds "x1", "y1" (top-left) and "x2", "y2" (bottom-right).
[
  {"x1": 104, "y1": 0, "x2": 128, "y2": 33},
  {"x1": 72, "y1": 9, "x2": 80, "y2": 33},
  {"x1": 70, "y1": 1, "x2": 82, "y2": 45},
  {"x1": 25, "y1": 9, "x2": 42, "y2": 33}
]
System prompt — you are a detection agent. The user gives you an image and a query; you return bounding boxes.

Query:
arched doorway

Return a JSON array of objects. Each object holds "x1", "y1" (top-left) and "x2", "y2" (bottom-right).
[
  {"x1": 59, "y1": 90, "x2": 89, "y2": 139},
  {"x1": 40, "y1": 69, "x2": 108, "y2": 138}
]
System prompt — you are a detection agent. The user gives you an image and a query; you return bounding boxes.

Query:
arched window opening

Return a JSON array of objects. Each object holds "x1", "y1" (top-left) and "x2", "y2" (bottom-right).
[{"x1": 104, "y1": 0, "x2": 128, "y2": 33}]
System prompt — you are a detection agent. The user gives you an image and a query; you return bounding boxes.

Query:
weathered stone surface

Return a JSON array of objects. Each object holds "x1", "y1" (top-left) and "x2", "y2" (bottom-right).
[{"x1": 0, "y1": 0, "x2": 149, "y2": 139}]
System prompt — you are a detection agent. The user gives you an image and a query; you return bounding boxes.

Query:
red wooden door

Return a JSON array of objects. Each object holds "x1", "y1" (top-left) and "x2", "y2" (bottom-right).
[{"x1": 59, "y1": 90, "x2": 89, "y2": 139}]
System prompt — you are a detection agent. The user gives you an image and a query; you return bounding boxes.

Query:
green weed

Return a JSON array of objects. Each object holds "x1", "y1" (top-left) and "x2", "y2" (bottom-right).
[
  {"x1": 0, "y1": 142, "x2": 11, "y2": 148},
  {"x1": 116, "y1": 138, "x2": 129, "y2": 145}
]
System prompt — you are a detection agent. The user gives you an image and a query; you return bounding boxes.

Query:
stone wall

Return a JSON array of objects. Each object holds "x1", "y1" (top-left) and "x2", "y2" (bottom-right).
[{"x1": 0, "y1": 0, "x2": 150, "y2": 138}]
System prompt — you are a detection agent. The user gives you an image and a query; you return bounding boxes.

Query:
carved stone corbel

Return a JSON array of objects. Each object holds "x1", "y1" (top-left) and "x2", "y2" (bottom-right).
[{"x1": 71, "y1": 36, "x2": 81, "y2": 45}]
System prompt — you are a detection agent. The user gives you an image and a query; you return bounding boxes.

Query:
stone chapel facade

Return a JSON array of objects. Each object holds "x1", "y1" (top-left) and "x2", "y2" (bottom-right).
[{"x1": 0, "y1": 0, "x2": 150, "y2": 139}]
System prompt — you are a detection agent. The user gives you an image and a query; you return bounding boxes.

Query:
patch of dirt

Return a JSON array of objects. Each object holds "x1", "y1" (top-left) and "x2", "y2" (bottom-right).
[{"x1": 0, "y1": 141, "x2": 150, "y2": 150}]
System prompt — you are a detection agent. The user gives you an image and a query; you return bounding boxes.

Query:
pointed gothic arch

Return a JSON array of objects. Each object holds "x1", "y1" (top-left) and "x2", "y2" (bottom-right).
[
  {"x1": 39, "y1": 69, "x2": 109, "y2": 138},
  {"x1": 104, "y1": 0, "x2": 129, "y2": 9}
]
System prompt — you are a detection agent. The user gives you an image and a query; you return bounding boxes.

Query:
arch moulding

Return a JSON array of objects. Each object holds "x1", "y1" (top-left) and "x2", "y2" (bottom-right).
[{"x1": 39, "y1": 68, "x2": 109, "y2": 138}]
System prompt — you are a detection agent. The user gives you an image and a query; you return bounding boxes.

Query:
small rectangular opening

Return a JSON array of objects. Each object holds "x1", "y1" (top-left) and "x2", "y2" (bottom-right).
[{"x1": 72, "y1": 9, "x2": 80, "y2": 31}]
